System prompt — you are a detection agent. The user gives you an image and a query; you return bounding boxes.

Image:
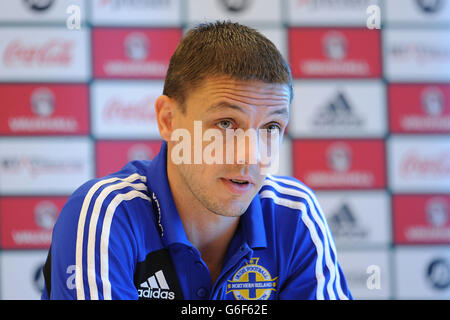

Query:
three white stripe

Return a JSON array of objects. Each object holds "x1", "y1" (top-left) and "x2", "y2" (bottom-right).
[
  {"x1": 262, "y1": 179, "x2": 336, "y2": 299},
  {"x1": 141, "y1": 270, "x2": 169, "y2": 290},
  {"x1": 75, "y1": 173, "x2": 150, "y2": 300},
  {"x1": 267, "y1": 175, "x2": 348, "y2": 300},
  {"x1": 275, "y1": 175, "x2": 348, "y2": 300},
  {"x1": 261, "y1": 175, "x2": 348, "y2": 300}
]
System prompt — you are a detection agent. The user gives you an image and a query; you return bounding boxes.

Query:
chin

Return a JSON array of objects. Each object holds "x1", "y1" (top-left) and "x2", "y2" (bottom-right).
[{"x1": 212, "y1": 198, "x2": 251, "y2": 217}]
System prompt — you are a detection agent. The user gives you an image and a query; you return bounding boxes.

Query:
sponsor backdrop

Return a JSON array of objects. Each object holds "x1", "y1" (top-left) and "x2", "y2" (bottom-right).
[{"x1": 0, "y1": 0, "x2": 449, "y2": 300}]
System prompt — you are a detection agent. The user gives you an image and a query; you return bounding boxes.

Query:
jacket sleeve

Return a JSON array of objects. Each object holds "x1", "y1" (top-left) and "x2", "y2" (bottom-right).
[
  {"x1": 42, "y1": 177, "x2": 151, "y2": 300},
  {"x1": 278, "y1": 192, "x2": 353, "y2": 300}
]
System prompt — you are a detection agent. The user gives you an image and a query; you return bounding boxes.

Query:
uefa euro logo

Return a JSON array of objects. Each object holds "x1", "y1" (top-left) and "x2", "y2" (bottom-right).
[{"x1": 227, "y1": 257, "x2": 278, "y2": 300}]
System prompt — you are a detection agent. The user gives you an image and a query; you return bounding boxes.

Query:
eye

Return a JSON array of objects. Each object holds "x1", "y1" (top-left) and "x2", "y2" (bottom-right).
[
  {"x1": 264, "y1": 123, "x2": 282, "y2": 134},
  {"x1": 217, "y1": 120, "x2": 234, "y2": 130}
]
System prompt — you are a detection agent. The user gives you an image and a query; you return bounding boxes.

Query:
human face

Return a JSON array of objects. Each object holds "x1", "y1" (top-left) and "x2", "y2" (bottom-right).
[{"x1": 167, "y1": 77, "x2": 290, "y2": 217}]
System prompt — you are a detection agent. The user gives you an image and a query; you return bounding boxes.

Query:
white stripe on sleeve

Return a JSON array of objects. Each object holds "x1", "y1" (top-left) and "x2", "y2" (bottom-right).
[
  {"x1": 265, "y1": 175, "x2": 349, "y2": 300},
  {"x1": 75, "y1": 173, "x2": 147, "y2": 300},
  {"x1": 87, "y1": 182, "x2": 147, "y2": 299},
  {"x1": 100, "y1": 190, "x2": 151, "y2": 300}
]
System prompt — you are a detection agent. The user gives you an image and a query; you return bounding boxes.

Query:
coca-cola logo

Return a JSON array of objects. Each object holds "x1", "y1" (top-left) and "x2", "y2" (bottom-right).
[
  {"x1": 3, "y1": 39, "x2": 73, "y2": 67},
  {"x1": 400, "y1": 150, "x2": 450, "y2": 177},
  {"x1": 102, "y1": 96, "x2": 157, "y2": 122}
]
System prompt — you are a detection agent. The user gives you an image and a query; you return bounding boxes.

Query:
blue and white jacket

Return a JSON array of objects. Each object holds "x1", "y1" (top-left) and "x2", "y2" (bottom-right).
[{"x1": 42, "y1": 141, "x2": 352, "y2": 300}]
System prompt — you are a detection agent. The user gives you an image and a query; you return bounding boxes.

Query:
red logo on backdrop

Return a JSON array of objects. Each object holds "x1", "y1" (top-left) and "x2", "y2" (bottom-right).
[
  {"x1": 400, "y1": 149, "x2": 450, "y2": 179},
  {"x1": 389, "y1": 84, "x2": 450, "y2": 133},
  {"x1": 0, "y1": 197, "x2": 66, "y2": 249},
  {"x1": 103, "y1": 95, "x2": 157, "y2": 124},
  {"x1": 96, "y1": 140, "x2": 162, "y2": 177},
  {"x1": 0, "y1": 84, "x2": 89, "y2": 135},
  {"x1": 394, "y1": 195, "x2": 450, "y2": 244},
  {"x1": 2, "y1": 39, "x2": 73, "y2": 67},
  {"x1": 93, "y1": 28, "x2": 181, "y2": 79},
  {"x1": 288, "y1": 28, "x2": 381, "y2": 78},
  {"x1": 293, "y1": 140, "x2": 385, "y2": 189}
]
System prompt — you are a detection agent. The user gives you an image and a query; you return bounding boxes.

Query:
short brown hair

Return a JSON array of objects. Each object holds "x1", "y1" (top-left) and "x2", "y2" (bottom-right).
[{"x1": 163, "y1": 21, "x2": 293, "y2": 112}]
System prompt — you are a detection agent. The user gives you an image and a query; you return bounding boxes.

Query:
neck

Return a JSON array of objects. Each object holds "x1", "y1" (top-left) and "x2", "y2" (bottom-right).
[{"x1": 166, "y1": 155, "x2": 240, "y2": 281}]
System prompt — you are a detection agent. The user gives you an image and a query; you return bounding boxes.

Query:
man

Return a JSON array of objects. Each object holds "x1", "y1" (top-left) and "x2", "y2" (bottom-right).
[{"x1": 42, "y1": 21, "x2": 352, "y2": 300}]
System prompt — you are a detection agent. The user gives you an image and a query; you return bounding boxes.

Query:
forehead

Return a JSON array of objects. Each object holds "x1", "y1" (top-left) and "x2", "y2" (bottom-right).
[{"x1": 186, "y1": 77, "x2": 291, "y2": 108}]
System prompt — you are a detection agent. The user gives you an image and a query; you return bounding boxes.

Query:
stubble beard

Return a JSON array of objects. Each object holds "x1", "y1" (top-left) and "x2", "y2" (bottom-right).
[{"x1": 177, "y1": 163, "x2": 252, "y2": 218}]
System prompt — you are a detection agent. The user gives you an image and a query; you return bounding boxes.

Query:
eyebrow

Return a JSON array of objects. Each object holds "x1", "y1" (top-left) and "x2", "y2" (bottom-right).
[{"x1": 207, "y1": 101, "x2": 289, "y2": 117}]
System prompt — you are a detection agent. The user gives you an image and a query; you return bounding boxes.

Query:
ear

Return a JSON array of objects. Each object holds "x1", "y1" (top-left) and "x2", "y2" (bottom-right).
[{"x1": 155, "y1": 95, "x2": 176, "y2": 142}]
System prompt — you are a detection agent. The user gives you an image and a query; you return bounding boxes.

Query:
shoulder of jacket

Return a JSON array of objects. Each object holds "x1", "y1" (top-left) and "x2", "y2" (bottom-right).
[{"x1": 259, "y1": 174, "x2": 320, "y2": 214}]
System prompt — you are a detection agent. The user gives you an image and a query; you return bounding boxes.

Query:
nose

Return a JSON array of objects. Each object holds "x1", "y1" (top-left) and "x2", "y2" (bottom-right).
[
  {"x1": 226, "y1": 129, "x2": 260, "y2": 166},
  {"x1": 225, "y1": 129, "x2": 280, "y2": 174}
]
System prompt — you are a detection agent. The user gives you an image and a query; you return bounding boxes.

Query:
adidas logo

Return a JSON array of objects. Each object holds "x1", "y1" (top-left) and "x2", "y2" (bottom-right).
[
  {"x1": 314, "y1": 91, "x2": 363, "y2": 127},
  {"x1": 138, "y1": 270, "x2": 175, "y2": 300},
  {"x1": 329, "y1": 203, "x2": 368, "y2": 239}
]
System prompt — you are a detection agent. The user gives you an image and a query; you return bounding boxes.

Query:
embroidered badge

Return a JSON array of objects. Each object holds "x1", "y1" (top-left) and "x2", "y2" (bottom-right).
[{"x1": 227, "y1": 257, "x2": 278, "y2": 300}]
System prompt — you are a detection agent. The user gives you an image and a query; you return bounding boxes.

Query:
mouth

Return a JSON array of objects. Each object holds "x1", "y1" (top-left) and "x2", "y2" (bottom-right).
[
  {"x1": 229, "y1": 178, "x2": 250, "y2": 184},
  {"x1": 220, "y1": 177, "x2": 254, "y2": 195}
]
